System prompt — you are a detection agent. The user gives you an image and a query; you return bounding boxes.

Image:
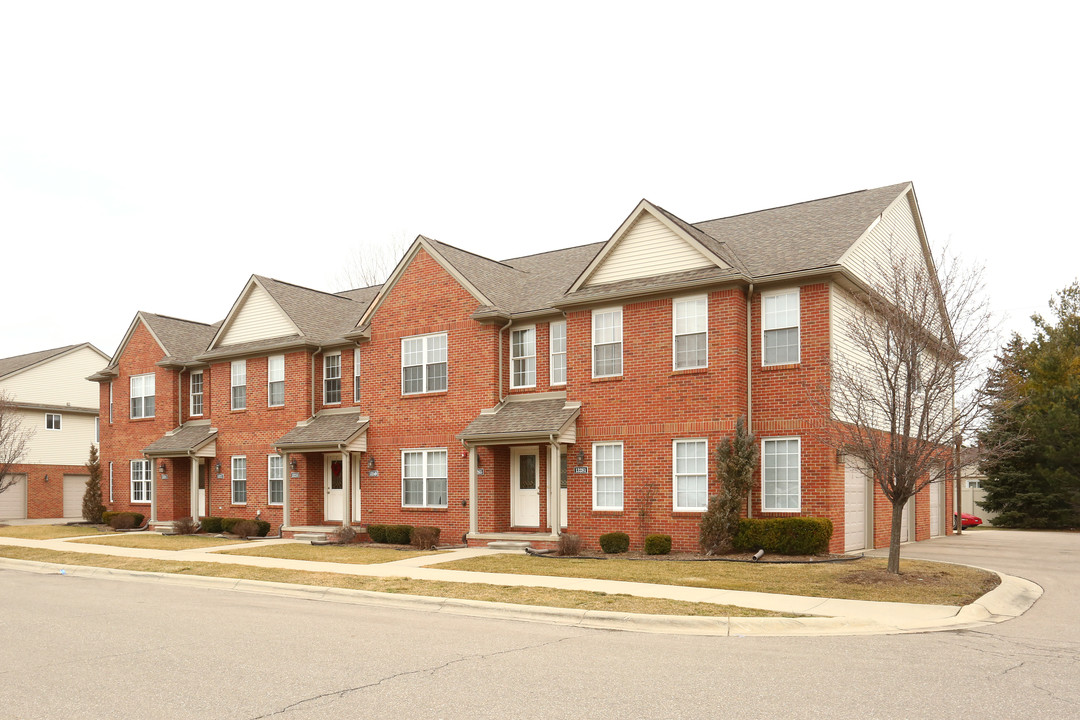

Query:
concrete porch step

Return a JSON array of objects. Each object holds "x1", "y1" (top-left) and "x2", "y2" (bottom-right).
[
  {"x1": 294, "y1": 532, "x2": 329, "y2": 542},
  {"x1": 149, "y1": 521, "x2": 174, "y2": 532},
  {"x1": 487, "y1": 540, "x2": 532, "y2": 550}
]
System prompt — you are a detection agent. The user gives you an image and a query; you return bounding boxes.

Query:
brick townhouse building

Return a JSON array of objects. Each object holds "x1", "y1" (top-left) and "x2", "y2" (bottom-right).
[{"x1": 90, "y1": 182, "x2": 953, "y2": 552}]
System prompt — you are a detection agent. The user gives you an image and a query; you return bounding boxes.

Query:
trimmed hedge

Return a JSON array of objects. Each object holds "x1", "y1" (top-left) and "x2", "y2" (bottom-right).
[
  {"x1": 253, "y1": 519, "x2": 271, "y2": 537},
  {"x1": 366, "y1": 524, "x2": 388, "y2": 543},
  {"x1": 599, "y1": 531, "x2": 630, "y2": 554},
  {"x1": 200, "y1": 516, "x2": 223, "y2": 533},
  {"x1": 102, "y1": 511, "x2": 145, "y2": 527},
  {"x1": 221, "y1": 517, "x2": 243, "y2": 534},
  {"x1": 219, "y1": 517, "x2": 269, "y2": 537},
  {"x1": 644, "y1": 534, "x2": 672, "y2": 555},
  {"x1": 411, "y1": 526, "x2": 440, "y2": 550},
  {"x1": 385, "y1": 524, "x2": 413, "y2": 545},
  {"x1": 732, "y1": 517, "x2": 833, "y2": 555}
]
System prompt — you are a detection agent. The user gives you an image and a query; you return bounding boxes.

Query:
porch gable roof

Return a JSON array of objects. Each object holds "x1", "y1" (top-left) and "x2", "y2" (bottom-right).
[
  {"x1": 458, "y1": 396, "x2": 580, "y2": 444},
  {"x1": 275, "y1": 411, "x2": 370, "y2": 451},
  {"x1": 143, "y1": 423, "x2": 218, "y2": 457}
]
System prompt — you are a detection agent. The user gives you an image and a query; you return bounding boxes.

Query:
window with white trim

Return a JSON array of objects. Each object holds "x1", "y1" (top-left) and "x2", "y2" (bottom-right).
[
  {"x1": 673, "y1": 296, "x2": 708, "y2": 370},
  {"x1": 130, "y1": 373, "x2": 155, "y2": 419},
  {"x1": 762, "y1": 290, "x2": 800, "y2": 365},
  {"x1": 268, "y1": 455, "x2": 284, "y2": 505},
  {"x1": 131, "y1": 459, "x2": 151, "y2": 503},
  {"x1": 324, "y1": 352, "x2": 341, "y2": 404},
  {"x1": 762, "y1": 437, "x2": 800, "y2": 511},
  {"x1": 592, "y1": 442, "x2": 624, "y2": 510},
  {"x1": 46, "y1": 413, "x2": 61, "y2": 430},
  {"x1": 353, "y1": 348, "x2": 361, "y2": 403},
  {"x1": 190, "y1": 371, "x2": 204, "y2": 416},
  {"x1": 231, "y1": 456, "x2": 247, "y2": 504},
  {"x1": 401, "y1": 333, "x2": 447, "y2": 394},
  {"x1": 673, "y1": 439, "x2": 708, "y2": 511},
  {"x1": 95, "y1": 417, "x2": 99, "y2": 443},
  {"x1": 109, "y1": 382, "x2": 113, "y2": 423},
  {"x1": 231, "y1": 360, "x2": 246, "y2": 410},
  {"x1": 510, "y1": 327, "x2": 536, "y2": 389},
  {"x1": 402, "y1": 449, "x2": 447, "y2": 508},
  {"x1": 592, "y1": 308, "x2": 623, "y2": 378},
  {"x1": 267, "y1": 356, "x2": 285, "y2": 407},
  {"x1": 108, "y1": 461, "x2": 113, "y2": 502},
  {"x1": 550, "y1": 320, "x2": 566, "y2": 385}
]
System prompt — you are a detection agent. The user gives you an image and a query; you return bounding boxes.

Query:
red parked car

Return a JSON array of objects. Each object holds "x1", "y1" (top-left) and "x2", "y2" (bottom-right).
[{"x1": 954, "y1": 513, "x2": 983, "y2": 529}]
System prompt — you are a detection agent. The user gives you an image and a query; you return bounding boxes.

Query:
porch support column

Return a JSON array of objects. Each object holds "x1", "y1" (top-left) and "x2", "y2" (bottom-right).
[
  {"x1": 468, "y1": 445, "x2": 479, "y2": 534},
  {"x1": 281, "y1": 451, "x2": 291, "y2": 531},
  {"x1": 190, "y1": 456, "x2": 199, "y2": 520},
  {"x1": 341, "y1": 450, "x2": 351, "y2": 527},
  {"x1": 149, "y1": 457, "x2": 157, "y2": 523},
  {"x1": 547, "y1": 442, "x2": 560, "y2": 536}
]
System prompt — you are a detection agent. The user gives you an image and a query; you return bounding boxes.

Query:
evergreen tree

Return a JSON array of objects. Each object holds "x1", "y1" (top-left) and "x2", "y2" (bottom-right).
[
  {"x1": 82, "y1": 444, "x2": 105, "y2": 523},
  {"x1": 700, "y1": 417, "x2": 757, "y2": 554}
]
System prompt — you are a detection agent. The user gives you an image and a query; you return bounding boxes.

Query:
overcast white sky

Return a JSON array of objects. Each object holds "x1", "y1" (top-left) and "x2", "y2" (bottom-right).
[{"x1": 1, "y1": 2, "x2": 1076, "y2": 362}]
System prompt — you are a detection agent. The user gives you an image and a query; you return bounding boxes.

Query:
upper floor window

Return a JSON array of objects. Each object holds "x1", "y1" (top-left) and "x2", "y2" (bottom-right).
[
  {"x1": 108, "y1": 382, "x2": 114, "y2": 424},
  {"x1": 324, "y1": 352, "x2": 341, "y2": 404},
  {"x1": 762, "y1": 437, "x2": 801, "y2": 511},
  {"x1": 46, "y1": 413, "x2": 61, "y2": 430},
  {"x1": 402, "y1": 449, "x2": 448, "y2": 508},
  {"x1": 231, "y1": 360, "x2": 246, "y2": 410},
  {"x1": 268, "y1": 355, "x2": 285, "y2": 407},
  {"x1": 402, "y1": 333, "x2": 447, "y2": 394},
  {"x1": 592, "y1": 307, "x2": 623, "y2": 378},
  {"x1": 673, "y1": 439, "x2": 708, "y2": 511},
  {"x1": 593, "y1": 442, "x2": 624, "y2": 510},
  {"x1": 131, "y1": 459, "x2": 151, "y2": 503},
  {"x1": 130, "y1": 373, "x2": 155, "y2": 419},
  {"x1": 510, "y1": 327, "x2": 536, "y2": 389},
  {"x1": 550, "y1": 320, "x2": 566, "y2": 385},
  {"x1": 674, "y1": 296, "x2": 708, "y2": 370},
  {"x1": 353, "y1": 348, "x2": 362, "y2": 403},
  {"x1": 763, "y1": 290, "x2": 800, "y2": 365},
  {"x1": 190, "y1": 371, "x2": 204, "y2": 416}
]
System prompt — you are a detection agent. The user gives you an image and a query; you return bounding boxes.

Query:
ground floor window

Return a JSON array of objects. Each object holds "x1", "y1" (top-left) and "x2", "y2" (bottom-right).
[
  {"x1": 268, "y1": 455, "x2": 283, "y2": 505},
  {"x1": 130, "y1": 459, "x2": 151, "y2": 503},
  {"x1": 402, "y1": 449, "x2": 447, "y2": 508},
  {"x1": 231, "y1": 456, "x2": 247, "y2": 504},
  {"x1": 673, "y1": 439, "x2": 708, "y2": 511},
  {"x1": 593, "y1": 442, "x2": 624, "y2": 510},
  {"x1": 762, "y1": 437, "x2": 800, "y2": 511}
]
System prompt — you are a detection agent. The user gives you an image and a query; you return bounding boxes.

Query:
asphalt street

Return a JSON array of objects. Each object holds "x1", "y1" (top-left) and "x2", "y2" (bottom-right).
[{"x1": 1, "y1": 529, "x2": 1076, "y2": 719}]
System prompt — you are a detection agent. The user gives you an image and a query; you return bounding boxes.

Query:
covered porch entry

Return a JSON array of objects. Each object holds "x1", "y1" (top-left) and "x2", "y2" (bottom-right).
[
  {"x1": 142, "y1": 421, "x2": 218, "y2": 522},
  {"x1": 458, "y1": 394, "x2": 579, "y2": 546}
]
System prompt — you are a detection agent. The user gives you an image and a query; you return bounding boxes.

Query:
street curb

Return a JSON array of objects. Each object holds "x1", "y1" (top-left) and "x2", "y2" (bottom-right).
[{"x1": 0, "y1": 556, "x2": 1042, "y2": 637}]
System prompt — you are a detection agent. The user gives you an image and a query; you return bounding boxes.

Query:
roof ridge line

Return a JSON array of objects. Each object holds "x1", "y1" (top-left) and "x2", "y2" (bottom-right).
[
  {"x1": 0, "y1": 342, "x2": 82, "y2": 363},
  {"x1": 141, "y1": 311, "x2": 215, "y2": 327},
  {"x1": 426, "y1": 238, "x2": 525, "y2": 274},
  {"x1": 256, "y1": 275, "x2": 367, "y2": 303},
  {"x1": 500, "y1": 240, "x2": 606, "y2": 264},
  {"x1": 692, "y1": 182, "x2": 910, "y2": 225}
]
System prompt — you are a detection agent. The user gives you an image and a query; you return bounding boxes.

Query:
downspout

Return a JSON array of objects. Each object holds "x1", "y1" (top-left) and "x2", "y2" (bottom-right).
[
  {"x1": 311, "y1": 346, "x2": 324, "y2": 417},
  {"x1": 746, "y1": 282, "x2": 754, "y2": 518},
  {"x1": 498, "y1": 317, "x2": 513, "y2": 402}
]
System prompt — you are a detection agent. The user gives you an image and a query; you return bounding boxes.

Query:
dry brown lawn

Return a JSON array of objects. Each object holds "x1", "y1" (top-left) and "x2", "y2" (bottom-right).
[
  {"x1": 71, "y1": 534, "x2": 238, "y2": 550},
  {"x1": 219, "y1": 543, "x2": 441, "y2": 564},
  {"x1": 433, "y1": 554, "x2": 999, "y2": 605},
  {"x1": 0, "y1": 525, "x2": 107, "y2": 540},
  {"x1": 0, "y1": 546, "x2": 789, "y2": 617}
]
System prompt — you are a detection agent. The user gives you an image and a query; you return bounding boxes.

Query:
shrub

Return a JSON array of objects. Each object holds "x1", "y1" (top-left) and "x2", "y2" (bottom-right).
[
  {"x1": 220, "y1": 517, "x2": 243, "y2": 534},
  {"x1": 109, "y1": 513, "x2": 135, "y2": 530},
  {"x1": 172, "y1": 516, "x2": 198, "y2": 535},
  {"x1": 335, "y1": 525, "x2": 357, "y2": 544},
  {"x1": 82, "y1": 445, "x2": 105, "y2": 523},
  {"x1": 253, "y1": 519, "x2": 271, "y2": 537},
  {"x1": 201, "y1": 516, "x2": 223, "y2": 533},
  {"x1": 366, "y1": 524, "x2": 388, "y2": 543},
  {"x1": 411, "y1": 526, "x2": 440, "y2": 550},
  {"x1": 599, "y1": 531, "x2": 630, "y2": 554},
  {"x1": 699, "y1": 417, "x2": 757, "y2": 554},
  {"x1": 732, "y1": 517, "x2": 834, "y2": 555},
  {"x1": 644, "y1": 534, "x2": 672, "y2": 555},
  {"x1": 103, "y1": 511, "x2": 144, "y2": 529},
  {"x1": 385, "y1": 524, "x2": 414, "y2": 545},
  {"x1": 231, "y1": 519, "x2": 260, "y2": 539},
  {"x1": 557, "y1": 533, "x2": 583, "y2": 556}
]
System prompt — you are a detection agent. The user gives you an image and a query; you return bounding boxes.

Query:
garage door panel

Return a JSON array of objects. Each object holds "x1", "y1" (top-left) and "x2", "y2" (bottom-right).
[
  {"x1": 64, "y1": 475, "x2": 88, "y2": 518},
  {"x1": 0, "y1": 474, "x2": 27, "y2": 519},
  {"x1": 844, "y1": 460, "x2": 868, "y2": 552}
]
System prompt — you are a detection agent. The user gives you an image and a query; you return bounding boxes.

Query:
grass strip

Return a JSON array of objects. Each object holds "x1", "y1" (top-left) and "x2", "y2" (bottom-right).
[
  {"x1": 0, "y1": 525, "x2": 107, "y2": 540},
  {"x1": 218, "y1": 544, "x2": 441, "y2": 564},
  {"x1": 71, "y1": 534, "x2": 238, "y2": 550}
]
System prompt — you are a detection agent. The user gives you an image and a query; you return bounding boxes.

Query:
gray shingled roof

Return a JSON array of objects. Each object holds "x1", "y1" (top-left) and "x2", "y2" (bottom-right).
[
  {"x1": 142, "y1": 313, "x2": 219, "y2": 364},
  {"x1": 0, "y1": 344, "x2": 83, "y2": 379},
  {"x1": 275, "y1": 412, "x2": 369, "y2": 448},
  {"x1": 255, "y1": 276, "x2": 369, "y2": 343},
  {"x1": 143, "y1": 424, "x2": 217, "y2": 456},
  {"x1": 458, "y1": 399, "x2": 579, "y2": 440},
  {"x1": 560, "y1": 266, "x2": 743, "y2": 306},
  {"x1": 334, "y1": 284, "x2": 382, "y2": 307}
]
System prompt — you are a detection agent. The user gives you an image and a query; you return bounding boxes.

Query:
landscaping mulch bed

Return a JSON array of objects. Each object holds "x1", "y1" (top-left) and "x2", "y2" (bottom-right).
[{"x1": 532, "y1": 550, "x2": 858, "y2": 564}]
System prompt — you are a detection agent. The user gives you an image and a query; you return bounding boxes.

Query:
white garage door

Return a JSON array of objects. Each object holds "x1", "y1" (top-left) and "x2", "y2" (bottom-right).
[
  {"x1": 64, "y1": 475, "x2": 88, "y2": 518},
  {"x1": 0, "y1": 474, "x2": 28, "y2": 519},
  {"x1": 844, "y1": 459, "x2": 870, "y2": 552},
  {"x1": 930, "y1": 481, "x2": 944, "y2": 537},
  {"x1": 900, "y1": 497, "x2": 913, "y2": 542}
]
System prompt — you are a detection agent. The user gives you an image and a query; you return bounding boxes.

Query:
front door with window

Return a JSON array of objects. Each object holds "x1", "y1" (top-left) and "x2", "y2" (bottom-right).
[
  {"x1": 351, "y1": 455, "x2": 363, "y2": 524},
  {"x1": 511, "y1": 447, "x2": 540, "y2": 527},
  {"x1": 198, "y1": 462, "x2": 207, "y2": 517},
  {"x1": 325, "y1": 455, "x2": 343, "y2": 522},
  {"x1": 559, "y1": 452, "x2": 568, "y2": 529}
]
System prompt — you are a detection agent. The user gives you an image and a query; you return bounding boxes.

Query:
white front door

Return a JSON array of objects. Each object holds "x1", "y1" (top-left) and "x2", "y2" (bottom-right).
[
  {"x1": 511, "y1": 447, "x2": 540, "y2": 527},
  {"x1": 559, "y1": 452, "x2": 567, "y2": 529},
  {"x1": 351, "y1": 455, "x2": 363, "y2": 523},
  {"x1": 325, "y1": 455, "x2": 343, "y2": 522}
]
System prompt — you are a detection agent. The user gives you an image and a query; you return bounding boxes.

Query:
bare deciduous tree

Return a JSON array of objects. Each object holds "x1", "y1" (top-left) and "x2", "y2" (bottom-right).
[
  {"x1": 825, "y1": 246, "x2": 994, "y2": 573},
  {"x1": 0, "y1": 391, "x2": 33, "y2": 496},
  {"x1": 333, "y1": 232, "x2": 411, "y2": 291}
]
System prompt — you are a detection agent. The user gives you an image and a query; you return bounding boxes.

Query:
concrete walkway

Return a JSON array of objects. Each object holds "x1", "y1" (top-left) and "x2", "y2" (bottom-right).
[{"x1": 0, "y1": 531, "x2": 1042, "y2": 637}]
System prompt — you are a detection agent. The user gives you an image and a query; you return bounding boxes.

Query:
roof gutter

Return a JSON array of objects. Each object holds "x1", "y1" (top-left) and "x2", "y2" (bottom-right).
[{"x1": 553, "y1": 274, "x2": 748, "y2": 310}]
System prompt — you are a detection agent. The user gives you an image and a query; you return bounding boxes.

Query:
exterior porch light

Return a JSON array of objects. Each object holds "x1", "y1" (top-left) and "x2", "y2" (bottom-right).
[
  {"x1": 367, "y1": 456, "x2": 375, "y2": 470},
  {"x1": 290, "y1": 458, "x2": 298, "y2": 471},
  {"x1": 159, "y1": 462, "x2": 167, "y2": 474},
  {"x1": 577, "y1": 449, "x2": 585, "y2": 465},
  {"x1": 214, "y1": 461, "x2": 221, "y2": 473}
]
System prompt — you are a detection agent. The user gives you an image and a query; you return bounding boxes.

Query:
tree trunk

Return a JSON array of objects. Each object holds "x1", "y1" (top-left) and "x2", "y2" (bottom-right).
[{"x1": 887, "y1": 500, "x2": 905, "y2": 574}]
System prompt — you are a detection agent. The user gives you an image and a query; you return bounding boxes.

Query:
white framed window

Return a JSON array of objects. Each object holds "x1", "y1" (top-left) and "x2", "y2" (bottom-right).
[
  {"x1": 231, "y1": 456, "x2": 247, "y2": 504},
  {"x1": 762, "y1": 437, "x2": 801, "y2": 511},
  {"x1": 673, "y1": 295, "x2": 708, "y2": 370},
  {"x1": 190, "y1": 371, "x2": 204, "y2": 416},
  {"x1": 550, "y1": 320, "x2": 566, "y2": 385},
  {"x1": 402, "y1": 449, "x2": 448, "y2": 508},
  {"x1": 130, "y1": 373, "x2": 155, "y2": 419},
  {"x1": 231, "y1": 360, "x2": 246, "y2": 410},
  {"x1": 762, "y1": 289, "x2": 800, "y2": 366},
  {"x1": 267, "y1": 355, "x2": 285, "y2": 407},
  {"x1": 673, "y1": 439, "x2": 708, "y2": 511},
  {"x1": 46, "y1": 413, "x2": 61, "y2": 430},
  {"x1": 268, "y1": 454, "x2": 284, "y2": 505},
  {"x1": 95, "y1": 417, "x2": 99, "y2": 443},
  {"x1": 402, "y1": 333, "x2": 448, "y2": 394},
  {"x1": 592, "y1": 442, "x2": 624, "y2": 510},
  {"x1": 108, "y1": 461, "x2": 113, "y2": 502},
  {"x1": 592, "y1": 307, "x2": 623, "y2": 378},
  {"x1": 131, "y1": 459, "x2": 151, "y2": 503},
  {"x1": 510, "y1": 326, "x2": 536, "y2": 389},
  {"x1": 108, "y1": 382, "x2": 113, "y2": 424},
  {"x1": 353, "y1": 348, "x2": 362, "y2": 403},
  {"x1": 324, "y1": 352, "x2": 341, "y2": 404}
]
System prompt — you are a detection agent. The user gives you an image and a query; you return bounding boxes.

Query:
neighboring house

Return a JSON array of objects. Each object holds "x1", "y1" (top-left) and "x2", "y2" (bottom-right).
[
  {"x1": 91, "y1": 182, "x2": 953, "y2": 552},
  {"x1": 0, "y1": 343, "x2": 109, "y2": 519}
]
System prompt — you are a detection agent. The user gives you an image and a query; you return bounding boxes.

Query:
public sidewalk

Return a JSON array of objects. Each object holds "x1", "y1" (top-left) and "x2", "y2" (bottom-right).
[{"x1": 0, "y1": 532, "x2": 1042, "y2": 637}]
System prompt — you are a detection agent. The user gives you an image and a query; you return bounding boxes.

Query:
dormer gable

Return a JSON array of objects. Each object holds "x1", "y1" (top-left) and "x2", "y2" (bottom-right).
[
  {"x1": 570, "y1": 200, "x2": 729, "y2": 292},
  {"x1": 209, "y1": 276, "x2": 302, "y2": 350}
]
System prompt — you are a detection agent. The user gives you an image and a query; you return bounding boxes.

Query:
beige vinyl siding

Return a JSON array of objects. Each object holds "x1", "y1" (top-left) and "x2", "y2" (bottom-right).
[
  {"x1": 840, "y1": 192, "x2": 926, "y2": 290},
  {"x1": 19, "y1": 410, "x2": 98, "y2": 466},
  {"x1": 219, "y1": 284, "x2": 297, "y2": 346},
  {"x1": 830, "y1": 283, "x2": 883, "y2": 429},
  {"x1": 0, "y1": 346, "x2": 106, "y2": 407},
  {"x1": 586, "y1": 212, "x2": 715, "y2": 286}
]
